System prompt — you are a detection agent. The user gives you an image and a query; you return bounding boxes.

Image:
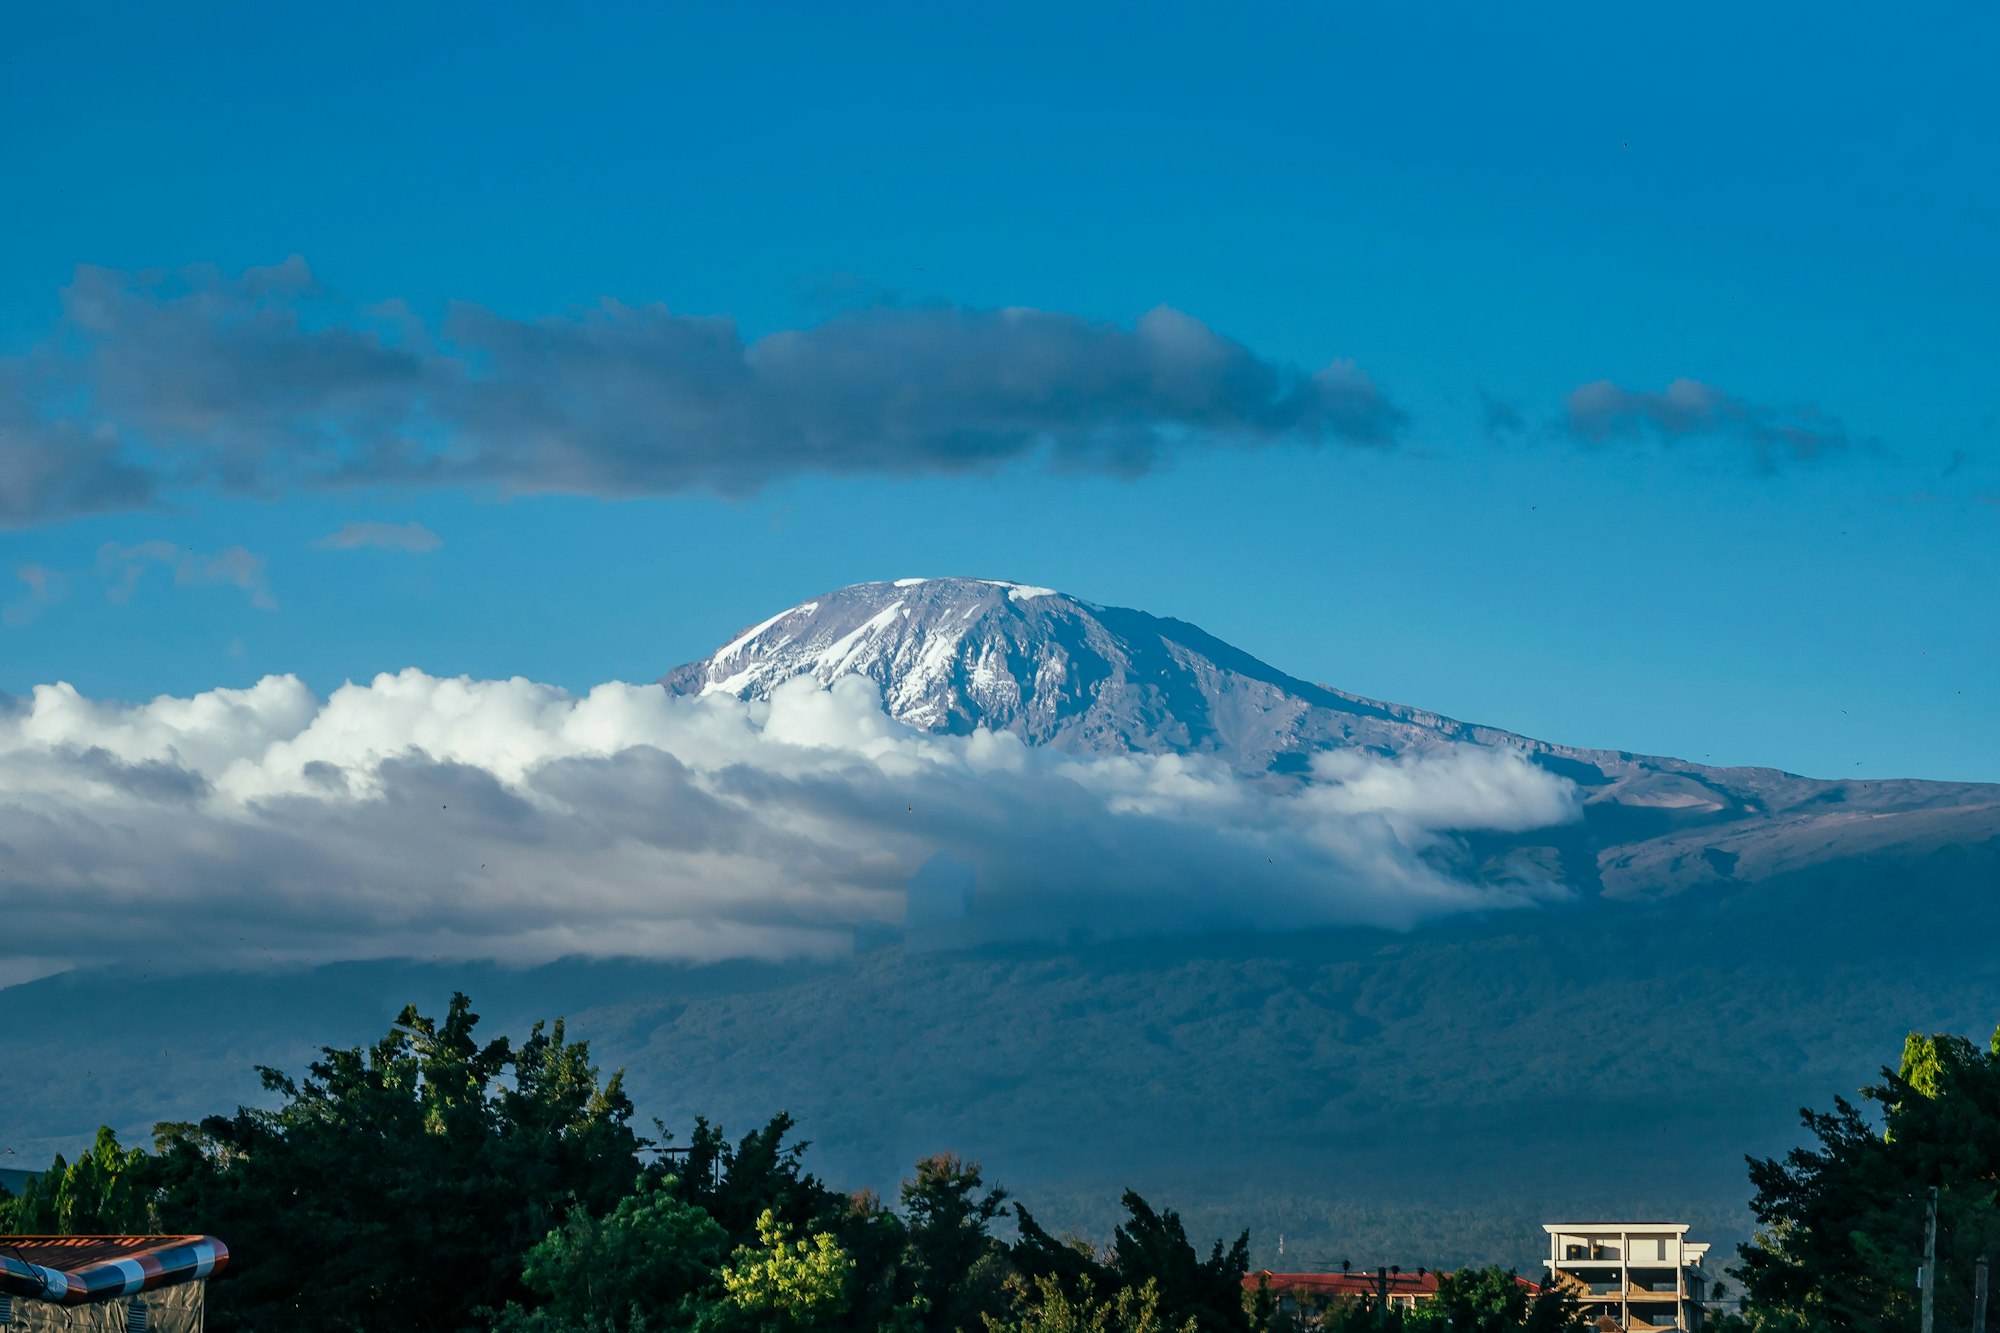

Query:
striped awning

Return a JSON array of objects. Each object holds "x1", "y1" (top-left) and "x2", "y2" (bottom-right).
[{"x1": 0, "y1": 1236, "x2": 228, "y2": 1306}]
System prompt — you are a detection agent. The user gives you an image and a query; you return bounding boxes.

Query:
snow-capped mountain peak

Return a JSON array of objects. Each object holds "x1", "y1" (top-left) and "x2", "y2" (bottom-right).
[
  {"x1": 662, "y1": 576, "x2": 1483, "y2": 767},
  {"x1": 661, "y1": 577, "x2": 1999, "y2": 897}
]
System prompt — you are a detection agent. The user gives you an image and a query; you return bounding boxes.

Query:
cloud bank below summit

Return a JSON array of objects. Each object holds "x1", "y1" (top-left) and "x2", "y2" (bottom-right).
[{"x1": 0, "y1": 670, "x2": 1578, "y2": 981}]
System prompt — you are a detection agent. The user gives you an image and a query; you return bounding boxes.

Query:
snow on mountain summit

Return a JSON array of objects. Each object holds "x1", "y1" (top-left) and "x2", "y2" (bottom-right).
[
  {"x1": 660, "y1": 577, "x2": 2000, "y2": 896},
  {"x1": 660, "y1": 577, "x2": 1493, "y2": 769}
]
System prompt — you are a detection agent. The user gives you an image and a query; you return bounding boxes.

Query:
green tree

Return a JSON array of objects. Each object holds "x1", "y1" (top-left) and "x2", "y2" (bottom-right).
[
  {"x1": 1013, "y1": 1204, "x2": 1109, "y2": 1302},
  {"x1": 1111, "y1": 1192, "x2": 1251, "y2": 1333},
  {"x1": 1406, "y1": 1268, "x2": 1583, "y2": 1333},
  {"x1": 830, "y1": 1188, "x2": 919, "y2": 1333},
  {"x1": 491, "y1": 1175, "x2": 730, "y2": 1333},
  {"x1": 150, "y1": 993, "x2": 644, "y2": 1333},
  {"x1": 719, "y1": 1209, "x2": 852, "y2": 1333},
  {"x1": 1012, "y1": 1190, "x2": 1252, "y2": 1333},
  {"x1": 0, "y1": 1127, "x2": 155, "y2": 1234},
  {"x1": 987, "y1": 1274, "x2": 1197, "y2": 1333},
  {"x1": 664, "y1": 1114, "x2": 843, "y2": 1249},
  {"x1": 900, "y1": 1153, "x2": 1012, "y2": 1331},
  {"x1": 1739, "y1": 1025, "x2": 2000, "y2": 1333}
]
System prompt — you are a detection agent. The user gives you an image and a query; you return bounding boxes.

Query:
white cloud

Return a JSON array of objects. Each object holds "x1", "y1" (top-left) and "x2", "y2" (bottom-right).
[{"x1": 0, "y1": 671, "x2": 1580, "y2": 978}]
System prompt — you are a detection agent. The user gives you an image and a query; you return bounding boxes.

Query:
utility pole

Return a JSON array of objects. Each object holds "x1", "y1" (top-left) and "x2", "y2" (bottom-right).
[
  {"x1": 1921, "y1": 1186, "x2": 1939, "y2": 1333},
  {"x1": 1975, "y1": 1256, "x2": 1989, "y2": 1333}
]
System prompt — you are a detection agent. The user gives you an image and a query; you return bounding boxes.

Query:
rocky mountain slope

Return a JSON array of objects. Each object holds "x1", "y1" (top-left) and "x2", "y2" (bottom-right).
[{"x1": 664, "y1": 577, "x2": 1999, "y2": 898}]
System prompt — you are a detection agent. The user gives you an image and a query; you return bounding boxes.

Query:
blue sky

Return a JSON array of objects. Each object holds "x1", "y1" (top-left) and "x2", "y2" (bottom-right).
[{"x1": 2, "y1": 2, "x2": 1995, "y2": 782}]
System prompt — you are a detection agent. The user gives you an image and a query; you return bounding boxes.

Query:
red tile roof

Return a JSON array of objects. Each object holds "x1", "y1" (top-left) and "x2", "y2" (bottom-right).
[
  {"x1": 1245, "y1": 1271, "x2": 1543, "y2": 1299},
  {"x1": 1247, "y1": 1271, "x2": 1444, "y2": 1299}
]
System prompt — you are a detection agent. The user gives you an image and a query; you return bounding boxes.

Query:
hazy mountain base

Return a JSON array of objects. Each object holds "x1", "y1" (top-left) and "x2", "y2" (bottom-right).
[{"x1": 3, "y1": 841, "x2": 1996, "y2": 1274}]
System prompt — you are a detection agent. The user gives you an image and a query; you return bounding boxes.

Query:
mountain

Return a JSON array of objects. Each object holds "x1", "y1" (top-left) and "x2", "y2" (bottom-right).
[
  {"x1": 6, "y1": 578, "x2": 1999, "y2": 1271},
  {"x1": 664, "y1": 577, "x2": 2000, "y2": 898}
]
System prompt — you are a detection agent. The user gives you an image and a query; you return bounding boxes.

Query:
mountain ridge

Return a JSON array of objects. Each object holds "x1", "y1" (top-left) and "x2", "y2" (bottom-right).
[{"x1": 662, "y1": 577, "x2": 2000, "y2": 900}]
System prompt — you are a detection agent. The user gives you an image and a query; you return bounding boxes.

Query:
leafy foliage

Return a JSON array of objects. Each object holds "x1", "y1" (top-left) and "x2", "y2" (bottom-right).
[
  {"x1": 1249, "y1": 1267, "x2": 1581, "y2": 1333},
  {"x1": 664, "y1": 1113, "x2": 843, "y2": 1248},
  {"x1": 1411, "y1": 1267, "x2": 1581, "y2": 1333},
  {"x1": 1012, "y1": 1191, "x2": 1252, "y2": 1333},
  {"x1": 718, "y1": 1208, "x2": 853, "y2": 1332},
  {"x1": 147, "y1": 993, "x2": 643, "y2": 1332},
  {"x1": 1739, "y1": 1025, "x2": 2000, "y2": 1333},
  {"x1": 900, "y1": 1153, "x2": 1012, "y2": 1332},
  {"x1": 491, "y1": 1175, "x2": 729, "y2": 1333},
  {"x1": 0, "y1": 1126, "x2": 155, "y2": 1233},
  {"x1": 0, "y1": 989, "x2": 1632, "y2": 1333},
  {"x1": 987, "y1": 1274, "x2": 1197, "y2": 1333}
]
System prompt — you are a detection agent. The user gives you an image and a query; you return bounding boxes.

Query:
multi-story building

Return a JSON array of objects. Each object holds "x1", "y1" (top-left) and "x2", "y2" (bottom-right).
[{"x1": 1543, "y1": 1224, "x2": 1711, "y2": 1332}]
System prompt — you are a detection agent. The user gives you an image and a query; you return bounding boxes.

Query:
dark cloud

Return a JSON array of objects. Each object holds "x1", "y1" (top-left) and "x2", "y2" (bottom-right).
[
  {"x1": 0, "y1": 363, "x2": 160, "y2": 526},
  {"x1": 1565, "y1": 377, "x2": 1861, "y2": 468},
  {"x1": 52, "y1": 745, "x2": 212, "y2": 803},
  {"x1": 0, "y1": 259, "x2": 1405, "y2": 526}
]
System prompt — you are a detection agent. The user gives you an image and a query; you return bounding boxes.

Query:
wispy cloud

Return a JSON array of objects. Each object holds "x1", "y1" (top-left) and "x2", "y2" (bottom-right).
[
  {"x1": 0, "y1": 672, "x2": 1578, "y2": 977},
  {"x1": 1565, "y1": 377, "x2": 1862, "y2": 468},
  {"x1": 315, "y1": 520, "x2": 443, "y2": 553},
  {"x1": 97, "y1": 540, "x2": 277, "y2": 610},
  {"x1": 2, "y1": 564, "x2": 68, "y2": 629},
  {"x1": 0, "y1": 258, "x2": 1406, "y2": 527}
]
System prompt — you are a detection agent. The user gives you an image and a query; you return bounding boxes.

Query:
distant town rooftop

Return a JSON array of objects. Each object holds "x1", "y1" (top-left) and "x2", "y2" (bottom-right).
[
  {"x1": 1244, "y1": 1272, "x2": 1543, "y2": 1300},
  {"x1": 1543, "y1": 1224, "x2": 1694, "y2": 1234}
]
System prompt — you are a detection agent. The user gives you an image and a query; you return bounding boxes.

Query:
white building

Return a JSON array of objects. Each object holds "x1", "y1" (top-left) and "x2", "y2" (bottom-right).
[{"x1": 1543, "y1": 1223, "x2": 1712, "y2": 1332}]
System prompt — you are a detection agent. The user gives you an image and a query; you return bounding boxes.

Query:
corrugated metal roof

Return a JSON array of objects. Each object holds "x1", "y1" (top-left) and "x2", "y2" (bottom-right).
[{"x1": 0, "y1": 1236, "x2": 228, "y2": 1306}]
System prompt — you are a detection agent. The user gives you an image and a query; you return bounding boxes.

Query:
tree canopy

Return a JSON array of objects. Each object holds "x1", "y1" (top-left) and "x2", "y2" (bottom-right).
[
  {"x1": 1, "y1": 990, "x2": 1630, "y2": 1333},
  {"x1": 1736, "y1": 1027, "x2": 2000, "y2": 1333}
]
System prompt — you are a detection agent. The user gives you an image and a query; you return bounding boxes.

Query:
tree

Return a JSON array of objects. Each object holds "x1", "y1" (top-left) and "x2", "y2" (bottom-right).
[
  {"x1": 665, "y1": 1114, "x2": 843, "y2": 1249},
  {"x1": 1407, "y1": 1268, "x2": 1582, "y2": 1333},
  {"x1": 1111, "y1": 1192, "x2": 1252, "y2": 1333},
  {"x1": 719, "y1": 1209, "x2": 852, "y2": 1333},
  {"x1": 150, "y1": 993, "x2": 645, "y2": 1333},
  {"x1": 831, "y1": 1188, "x2": 919, "y2": 1333},
  {"x1": 900, "y1": 1153, "x2": 1012, "y2": 1332},
  {"x1": 0, "y1": 1127, "x2": 154, "y2": 1234},
  {"x1": 1012, "y1": 1190, "x2": 1252, "y2": 1333},
  {"x1": 1738, "y1": 1025, "x2": 2000, "y2": 1333},
  {"x1": 1013, "y1": 1204, "x2": 1110, "y2": 1302},
  {"x1": 491, "y1": 1175, "x2": 730, "y2": 1333},
  {"x1": 987, "y1": 1274, "x2": 1198, "y2": 1333}
]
